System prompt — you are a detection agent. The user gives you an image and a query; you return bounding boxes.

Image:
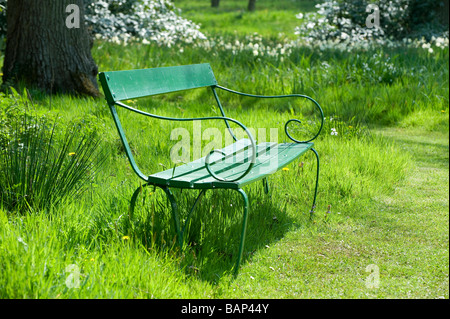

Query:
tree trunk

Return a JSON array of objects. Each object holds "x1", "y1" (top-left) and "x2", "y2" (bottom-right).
[
  {"x1": 248, "y1": 0, "x2": 256, "y2": 11},
  {"x1": 2, "y1": 0, "x2": 99, "y2": 97},
  {"x1": 439, "y1": 0, "x2": 449, "y2": 26},
  {"x1": 211, "y1": 0, "x2": 220, "y2": 8}
]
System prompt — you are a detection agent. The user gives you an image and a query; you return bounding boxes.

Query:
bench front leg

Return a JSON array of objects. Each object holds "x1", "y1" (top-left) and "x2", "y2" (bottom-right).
[
  {"x1": 234, "y1": 188, "x2": 249, "y2": 276},
  {"x1": 129, "y1": 183, "x2": 150, "y2": 220},
  {"x1": 160, "y1": 187, "x2": 183, "y2": 251},
  {"x1": 129, "y1": 183, "x2": 183, "y2": 251},
  {"x1": 130, "y1": 185, "x2": 207, "y2": 252}
]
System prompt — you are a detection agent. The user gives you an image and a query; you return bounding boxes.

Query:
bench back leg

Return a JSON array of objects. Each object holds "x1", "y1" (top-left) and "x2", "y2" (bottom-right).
[
  {"x1": 309, "y1": 148, "x2": 320, "y2": 219},
  {"x1": 262, "y1": 177, "x2": 270, "y2": 195},
  {"x1": 182, "y1": 190, "x2": 207, "y2": 238},
  {"x1": 234, "y1": 188, "x2": 249, "y2": 276},
  {"x1": 129, "y1": 183, "x2": 184, "y2": 250}
]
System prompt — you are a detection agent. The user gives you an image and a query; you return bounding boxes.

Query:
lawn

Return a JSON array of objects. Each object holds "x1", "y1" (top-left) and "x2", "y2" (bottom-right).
[{"x1": 0, "y1": 0, "x2": 448, "y2": 299}]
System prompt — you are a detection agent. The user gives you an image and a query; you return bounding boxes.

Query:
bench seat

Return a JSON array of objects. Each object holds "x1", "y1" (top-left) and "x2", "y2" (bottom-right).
[{"x1": 149, "y1": 139, "x2": 313, "y2": 189}]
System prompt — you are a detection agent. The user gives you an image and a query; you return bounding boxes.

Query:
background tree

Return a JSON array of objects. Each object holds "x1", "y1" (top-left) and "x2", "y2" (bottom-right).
[
  {"x1": 211, "y1": 0, "x2": 256, "y2": 11},
  {"x1": 2, "y1": 0, "x2": 99, "y2": 96},
  {"x1": 248, "y1": 0, "x2": 256, "y2": 11},
  {"x1": 211, "y1": 0, "x2": 219, "y2": 8}
]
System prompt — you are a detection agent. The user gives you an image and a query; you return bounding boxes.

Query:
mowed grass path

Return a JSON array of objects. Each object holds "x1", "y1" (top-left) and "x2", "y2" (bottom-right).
[{"x1": 219, "y1": 128, "x2": 449, "y2": 298}]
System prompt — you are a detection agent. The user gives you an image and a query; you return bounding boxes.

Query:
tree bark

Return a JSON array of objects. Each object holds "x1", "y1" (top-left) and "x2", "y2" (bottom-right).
[
  {"x1": 2, "y1": 0, "x2": 99, "y2": 97},
  {"x1": 211, "y1": 0, "x2": 220, "y2": 8},
  {"x1": 248, "y1": 0, "x2": 256, "y2": 11},
  {"x1": 439, "y1": 0, "x2": 449, "y2": 25}
]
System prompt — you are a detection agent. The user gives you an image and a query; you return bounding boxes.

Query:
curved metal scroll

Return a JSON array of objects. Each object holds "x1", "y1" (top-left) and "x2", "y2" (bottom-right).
[
  {"x1": 114, "y1": 101, "x2": 257, "y2": 183},
  {"x1": 215, "y1": 85, "x2": 324, "y2": 143}
]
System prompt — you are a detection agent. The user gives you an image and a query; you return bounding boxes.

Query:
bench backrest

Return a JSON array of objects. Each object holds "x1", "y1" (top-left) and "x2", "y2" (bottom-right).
[{"x1": 99, "y1": 63, "x2": 218, "y2": 104}]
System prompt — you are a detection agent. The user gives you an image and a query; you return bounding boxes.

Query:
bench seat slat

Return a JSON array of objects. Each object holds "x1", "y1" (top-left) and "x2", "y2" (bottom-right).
[
  {"x1": 158, "y1": 141, "x2": 277, "y2": 183},
  {"x1": 148, "y1": 139, "x2": 313, "y2": 189}
]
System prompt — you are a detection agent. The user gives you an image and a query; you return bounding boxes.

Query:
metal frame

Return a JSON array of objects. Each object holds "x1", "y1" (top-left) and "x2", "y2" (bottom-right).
[{"x1": 129, "y1": 183, "x2": 249, "y2": 274}]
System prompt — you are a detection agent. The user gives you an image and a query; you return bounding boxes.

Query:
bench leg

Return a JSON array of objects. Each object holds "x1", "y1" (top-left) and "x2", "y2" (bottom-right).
[
  {"x1": 130, "y1": 185, "x2": 207, "y2": 252},
  {"x1": 310, "y1": 148, "x2": 320, "y2": 218},
  {"x1": 234, "y1": 188, "x2": 249, "y2": 276},
  {"x1": 160, "y1": 186, "x2": 184, "y2": 251},
  {"x1": 182, "y1": 190, "x2": 207, "y2": 238},
  {"x1": 129, "y1": 184, "x2": 183, "y2": 249},
  {"x1": 262, "y1": 177, "x2": 270, "y2": 195},
  {"x1": 129, "y1": 183, "x2": 150, "y2": 220},
  {"x1": 130, "y1": 184, "x2": 249, "y2": 275}
]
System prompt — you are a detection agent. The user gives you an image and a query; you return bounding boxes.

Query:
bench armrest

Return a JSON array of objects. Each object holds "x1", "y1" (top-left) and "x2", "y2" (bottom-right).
[
  {"x1": 114, "y1": 101, "x2": 257, "y2": 183},
  {"x1": 215, "y1": 85, "x2": 324, "y2": 143}
]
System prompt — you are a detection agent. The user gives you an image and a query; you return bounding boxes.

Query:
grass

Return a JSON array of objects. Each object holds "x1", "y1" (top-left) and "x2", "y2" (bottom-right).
[
  {"x1": 0, "y1": 0, "x2": 448, "y2": 299},
  {"x1": 174, "y1": 0, "x2": 319, "y2": 38},
  {"x1": 0, "y1": 114, "x2": 106, "y2": 213}
]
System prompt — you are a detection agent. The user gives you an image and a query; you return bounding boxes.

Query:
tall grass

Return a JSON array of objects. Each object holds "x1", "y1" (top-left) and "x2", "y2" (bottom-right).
[
  {"x1": 93, "y1": 37, "x2": 448, "y2": 128},
  {"x1": 0, "y1": 206, "x2": 213, "y2": 298},
  {"x1": 0, "y1": 113, "x2": 107, "y2": 213}
]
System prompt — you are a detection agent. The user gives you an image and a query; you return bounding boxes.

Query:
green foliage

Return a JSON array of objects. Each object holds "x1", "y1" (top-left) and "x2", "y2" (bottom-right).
[
  {"x1": 0, "y1": 106, "x2": 107, "y2": 213},
  {"x1": 295, "y1": 0, "x2": 448, "y2": 44},
  {"x1": 84, "y1": 0, "x2": 205, "y2": 45},
  {"x1": 0, "y1": 1, "x2": 205, "y2": 48},
  {"x1": 0, "y1": 89, "x2": 55, "y2": 151}
]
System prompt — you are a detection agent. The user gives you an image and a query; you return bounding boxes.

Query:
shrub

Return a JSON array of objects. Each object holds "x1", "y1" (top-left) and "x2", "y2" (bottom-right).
[
  {"x1": 295, "y1": 0, "x2": 448, "y2": 44},
  {"x1": 0, "y1": 0, "x2": 206, "y2": 48},
  {"x1": 84, "y1": 0, "x2": 206, "y2": 45}
]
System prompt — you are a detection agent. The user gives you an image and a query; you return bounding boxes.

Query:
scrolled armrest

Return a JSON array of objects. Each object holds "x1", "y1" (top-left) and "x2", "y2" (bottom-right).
[
  {"x1": 204, "y1": 122, "x2": 256, "y2": 182},
  {"x1": 214, "y1": 85, "x2": 324, "y2": 143},
  {"x1": 115, "y1": 100, "x2": 257, "y2": 183}
]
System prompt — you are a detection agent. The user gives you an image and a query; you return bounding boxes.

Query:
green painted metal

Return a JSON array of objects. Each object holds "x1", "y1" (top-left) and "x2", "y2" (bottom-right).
[
  {"x1": 211, "y1": 86, "x2": 238, "y2": 142},
  {"x1": 182, "y1": 189, "x2": 206, "y2": 239},
  {"x1": 234, "y1": 188, "x2": 249, "y2": 276},
  {"x1": 99, "y1": 63, "x2": 324, "y2": 275},
  {"x1": 109, "y1": 104, "x2": 148, "y2": 182},
  {"x1": 149, "y1": 139, "x2": 313, "y2": 189},
  {"x1": 99, "y1": 64, "x2": 217, "y2": 104},
  {"x1": 262, "y1": 177, "x2": 270, "y2": 195},
  {"x1": 114, "y1": 100, "x2": 257, "y2": 183},
  {"x1": 129, "y1": 183, "x2": 148, "y2": 220},
  {"x1": 309, "y1": 148, "x2": 320, "y2": 218},
  {"x1": 129, "y1": 184, "x2": 206, "y2": 251},
  {"x1": 161, "y1": 186, "x2": 183, "y2": 250},
  {"x1": 215, "y1": 85, "x2": 324, "y2": 143}
]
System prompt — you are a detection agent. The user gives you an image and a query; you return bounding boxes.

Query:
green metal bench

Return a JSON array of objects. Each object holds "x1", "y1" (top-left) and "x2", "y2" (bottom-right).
[{"x1": 98, "y1": 63, "x2": 324, "y2": 275}]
